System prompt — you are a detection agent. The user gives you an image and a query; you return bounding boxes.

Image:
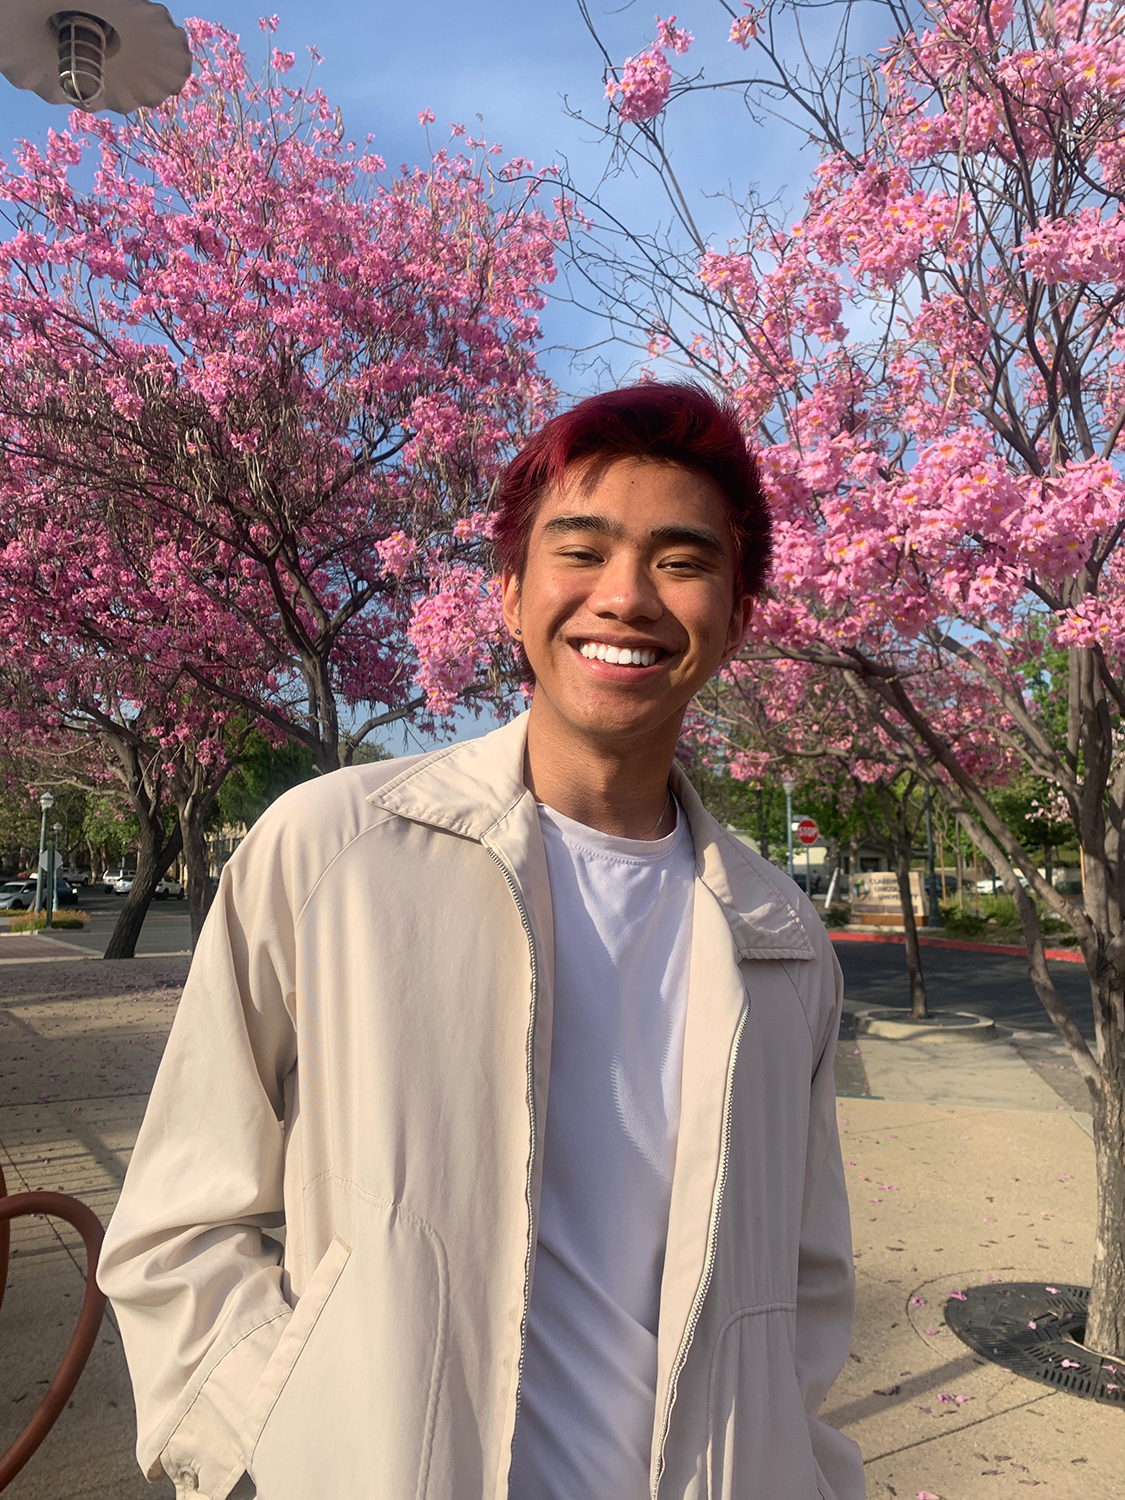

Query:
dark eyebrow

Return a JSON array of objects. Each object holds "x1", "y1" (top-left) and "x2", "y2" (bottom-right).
[
  {"x1": 540, "y1": 513, "x2": 626, "y2": 540},
  {"x1": 648, "y1": 524, "x2": 726, "y2": 555},
  {"x1": 540, "y1": 515, "x2": 726, "y2": 556}
]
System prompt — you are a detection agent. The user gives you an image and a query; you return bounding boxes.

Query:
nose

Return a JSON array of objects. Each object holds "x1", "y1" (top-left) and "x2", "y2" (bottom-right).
[{"x1": 586, "y1": 550, "x2": 663, "y2": 623}]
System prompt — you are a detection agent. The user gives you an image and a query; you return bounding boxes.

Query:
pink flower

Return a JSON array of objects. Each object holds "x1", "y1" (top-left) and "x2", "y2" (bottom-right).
[
  {"x1": 656, "y1": 15, "x2": 693, "y2": 54},
  {"x1": 606, "y1": 45, "x2": 672, "y2": 123}
]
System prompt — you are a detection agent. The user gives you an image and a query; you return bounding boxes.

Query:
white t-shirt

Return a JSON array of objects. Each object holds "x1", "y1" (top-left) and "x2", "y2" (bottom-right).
[{"x1": 507, "y1": 799, "x2": 696, "y2": 1500}]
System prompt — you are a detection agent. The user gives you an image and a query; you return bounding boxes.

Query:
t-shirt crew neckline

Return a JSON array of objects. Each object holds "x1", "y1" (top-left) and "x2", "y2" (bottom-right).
[{"x1": 534, "y1": 797, "x2": 686, "y2": 862}]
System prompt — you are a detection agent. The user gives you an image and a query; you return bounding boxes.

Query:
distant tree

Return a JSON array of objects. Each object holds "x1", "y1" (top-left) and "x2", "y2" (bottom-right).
[{"x1": 213, "y1": 732, "x2": 317, "y2": 833}]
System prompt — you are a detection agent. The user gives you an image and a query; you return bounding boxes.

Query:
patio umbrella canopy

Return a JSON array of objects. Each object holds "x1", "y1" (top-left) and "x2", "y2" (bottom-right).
[{"x1": 0, "y1": 0, "x2": 190, "y2": 113}]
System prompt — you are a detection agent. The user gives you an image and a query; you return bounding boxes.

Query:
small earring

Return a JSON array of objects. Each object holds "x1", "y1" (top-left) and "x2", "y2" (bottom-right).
[{"x1": 514, "y1": 626, "x2": 522, "y2": 636}]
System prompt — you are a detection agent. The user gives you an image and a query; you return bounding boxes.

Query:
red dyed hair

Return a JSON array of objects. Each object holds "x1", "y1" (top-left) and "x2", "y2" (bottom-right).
[{"x1": 492, "y1": 382, "x2": 772, "y2": 595}]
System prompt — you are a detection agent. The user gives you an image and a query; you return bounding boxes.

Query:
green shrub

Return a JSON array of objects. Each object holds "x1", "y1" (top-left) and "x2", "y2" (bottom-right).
[
  {"x1": 979, "y1": 893, "x2": 1018, "y2": 925},
  {"x1": 823, "y1": 904, "x2": 852, "y2": 929},
  {"x1": 939, "y1": 903, "x2": 988, "y2": 938},
  {"x1": 1040, "y1": 913, "x2": 1071, "y2": 934}
]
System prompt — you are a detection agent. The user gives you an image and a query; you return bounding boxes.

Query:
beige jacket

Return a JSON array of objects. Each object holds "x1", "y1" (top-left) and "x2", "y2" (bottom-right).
[{"x1": 99, "y1": 713, "x2": 864, "y2": 1500}]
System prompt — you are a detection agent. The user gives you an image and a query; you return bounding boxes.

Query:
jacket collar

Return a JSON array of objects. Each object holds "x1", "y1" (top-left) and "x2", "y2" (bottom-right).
[{"x1": 367, "y1": 712, "x2": 814, "y2": 962}]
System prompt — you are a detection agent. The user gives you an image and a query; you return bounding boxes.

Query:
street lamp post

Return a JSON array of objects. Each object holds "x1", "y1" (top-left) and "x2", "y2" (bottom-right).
[
  {"x1": 34, "y1": 791, "x2": 54, "y2": 913},
  {"x1": 782, "y1": 777, "x2": 797, "y2": 879},
  {"x1": 45, "y1": 821, "x2": 62, "y2": 928},
  {"x1": 925, "y1": 786, "x2": 942, "y2": 928},
  {"x1": 0, "y1": 0, "x2": 190, "y2": 115}
]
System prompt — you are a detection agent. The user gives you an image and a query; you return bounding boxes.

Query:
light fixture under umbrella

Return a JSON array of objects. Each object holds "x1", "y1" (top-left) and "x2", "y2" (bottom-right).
[{"x1": 0, "y1": 0, "x2": 190, "y2": 113}]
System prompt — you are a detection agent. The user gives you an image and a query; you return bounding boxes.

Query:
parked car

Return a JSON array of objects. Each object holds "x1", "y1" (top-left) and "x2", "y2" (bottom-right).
[
  {"x1": 154, "y1": 875, "x2": 184, "y2": 899},
  {"x1": 924, "y1": 874, "x2": 958, "y2": 897},
  {"x1": 103, "y1": 867, "x2": 126, "y2": 891},
  {"x1": 975, "y1": 872, "x2": 1028, "y2": 894},
  {"x1": 0, "y1": 879, "x2": 38, "y2": 910},
  {"x1": 59, "y1": 865, "x2": 91, "y2": 887},
  {"x1": 113, "y1": 874, "x2": 135, "y2": 894},
  {"x1": 0, "y1": 878, "x2": 76, "y2": 909}
]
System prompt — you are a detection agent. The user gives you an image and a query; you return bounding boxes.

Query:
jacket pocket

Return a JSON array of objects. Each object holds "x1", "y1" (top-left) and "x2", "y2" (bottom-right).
[
  {"x1": 240, "y1": 1193, "x2": 449, "y2": 1500},
  {"x1": 239, "y1": 1235, "x2": 352, "y2": 1457},
  {"x1": 706, "y1": 1305, "x2": 819, "y2": 1500}
]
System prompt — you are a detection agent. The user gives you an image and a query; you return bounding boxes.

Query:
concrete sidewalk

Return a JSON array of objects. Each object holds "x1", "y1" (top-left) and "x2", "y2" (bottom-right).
[
  {"x1": 1, "y1": 955, "x2": 186, "y2": 1498},
  {"x1": 1, "y1": 953, "x2": 1122, "y2": 1499},
  {"x1": 826, "y1": 1100, "x2": 1119, "y2": 1496}
]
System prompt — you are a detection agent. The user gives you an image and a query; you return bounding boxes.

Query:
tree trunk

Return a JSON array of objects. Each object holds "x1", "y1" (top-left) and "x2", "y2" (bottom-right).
[
  {"x1": 178, "y1": 796, "x2": 214, "y2": 950},
  {"x1": 103, "y1": 818, "x2": 181, "y2": 960},
  {"x1": 1086, "y1": 986, "x2": 1125, "y2": 1359},
  {"x1": 894, "y1": 845, "x2": 927, "y2": 1019}
]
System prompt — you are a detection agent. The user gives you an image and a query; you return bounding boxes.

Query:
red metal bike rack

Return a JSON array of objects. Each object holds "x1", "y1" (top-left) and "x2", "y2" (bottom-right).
[{"x1": 0, "y1": 1161, "x2": 107, "y2": 1491}]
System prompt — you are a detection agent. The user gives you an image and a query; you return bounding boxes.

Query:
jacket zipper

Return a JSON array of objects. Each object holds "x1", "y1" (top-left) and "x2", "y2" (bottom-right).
[
  {"x1": 483, "y1": 843, "x2": 540, "y2": 1468},
  {"x1": 651, "y1": 1000, "x2": 749, "y2": 1498}
]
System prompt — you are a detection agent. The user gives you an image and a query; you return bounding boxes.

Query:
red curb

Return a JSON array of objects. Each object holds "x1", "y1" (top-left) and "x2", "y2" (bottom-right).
[{"x1": 829, "y1": 931, "x2": 1084, "y2": 963}]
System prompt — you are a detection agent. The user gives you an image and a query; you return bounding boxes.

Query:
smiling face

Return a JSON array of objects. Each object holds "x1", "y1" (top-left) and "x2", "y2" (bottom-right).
[{"x1": 501, "y1": 457, "x2": 753, "y2": 752}]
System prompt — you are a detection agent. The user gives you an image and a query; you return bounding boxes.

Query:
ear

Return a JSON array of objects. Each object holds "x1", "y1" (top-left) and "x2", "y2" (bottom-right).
[
  {"x1": 500, "y1": 567, "x2": 523, "y2": 640},
  {"x1": 720, "y1": 593, "x2": 754, "y2": 667}
]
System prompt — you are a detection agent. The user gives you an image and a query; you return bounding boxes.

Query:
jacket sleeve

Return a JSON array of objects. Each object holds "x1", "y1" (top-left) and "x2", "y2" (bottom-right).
[
  {"x1": 793, "y1": 932, "x2": 867, "y2": 1500},
  {"x1": 97, "y1": 818, "x2": 301, "y2": 1500}
]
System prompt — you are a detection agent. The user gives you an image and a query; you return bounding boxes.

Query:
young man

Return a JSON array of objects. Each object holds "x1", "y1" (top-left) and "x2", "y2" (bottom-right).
[{"x1": 99, "y1": 383, "x2": 864, "y2": 1500}]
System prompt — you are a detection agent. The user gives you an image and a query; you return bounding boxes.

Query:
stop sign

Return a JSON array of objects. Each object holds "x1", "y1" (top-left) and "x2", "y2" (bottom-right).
[{"x1": 796, "y1": 817, "x2": 819, "y2": 846}]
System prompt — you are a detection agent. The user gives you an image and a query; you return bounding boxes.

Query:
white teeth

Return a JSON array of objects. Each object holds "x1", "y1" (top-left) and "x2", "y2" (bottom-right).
[{"x1": 578, "y1": 642, "x2": 659, "y2": 666}]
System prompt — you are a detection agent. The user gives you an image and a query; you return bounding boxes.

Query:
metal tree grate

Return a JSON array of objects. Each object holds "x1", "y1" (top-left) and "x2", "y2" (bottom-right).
[{"x1": 945, "y1": 1283, "x2": 1125, "y2": 1407}]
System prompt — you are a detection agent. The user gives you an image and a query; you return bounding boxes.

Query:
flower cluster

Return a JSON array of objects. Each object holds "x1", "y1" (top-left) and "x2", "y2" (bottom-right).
[{"x1": 606, "y1": 16, "x2": 692, "y2": 124}]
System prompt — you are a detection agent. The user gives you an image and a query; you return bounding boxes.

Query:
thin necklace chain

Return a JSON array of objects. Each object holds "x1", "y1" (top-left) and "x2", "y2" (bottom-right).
[{"x1": 643, "y1": 786, "x2": 673, "y2": 840}]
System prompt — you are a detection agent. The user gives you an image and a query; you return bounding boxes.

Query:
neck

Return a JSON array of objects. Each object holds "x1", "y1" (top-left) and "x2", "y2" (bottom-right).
[{"x1": 522, "y1": 694, "x2": 681, "y2": 840}]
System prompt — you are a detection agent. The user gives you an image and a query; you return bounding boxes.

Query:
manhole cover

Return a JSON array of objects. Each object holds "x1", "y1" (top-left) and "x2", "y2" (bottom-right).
[{"x1": 945, "y1": 1283, "x2": 1124, "y2": 1406}]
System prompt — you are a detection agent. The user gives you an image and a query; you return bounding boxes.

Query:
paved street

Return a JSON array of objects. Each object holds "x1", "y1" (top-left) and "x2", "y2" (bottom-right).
[
  {"x1": 833, "y1": 942, "x2": 1098, "y2": 1125},
  {"x1": 835, "y1": 941, "x2": 1097, "y2": 1041},
  {"x1": 11, "y1": 889, "x2": 192, "y2": 959},
  {"x1": 0, "y1": 938, "x2": 1121, "y2": 1498}
]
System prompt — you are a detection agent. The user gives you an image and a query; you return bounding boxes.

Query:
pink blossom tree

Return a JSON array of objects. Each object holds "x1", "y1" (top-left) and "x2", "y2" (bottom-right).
[
  {"x1": 0, "y1": 501, "x2": 256, "y2": 954},
  {"x1": 582, "y1": 0, "x2": 1125, "y2": 1353},
  {"x1": 0, "y1": 20, "x2": 565, "y2": 789}
]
